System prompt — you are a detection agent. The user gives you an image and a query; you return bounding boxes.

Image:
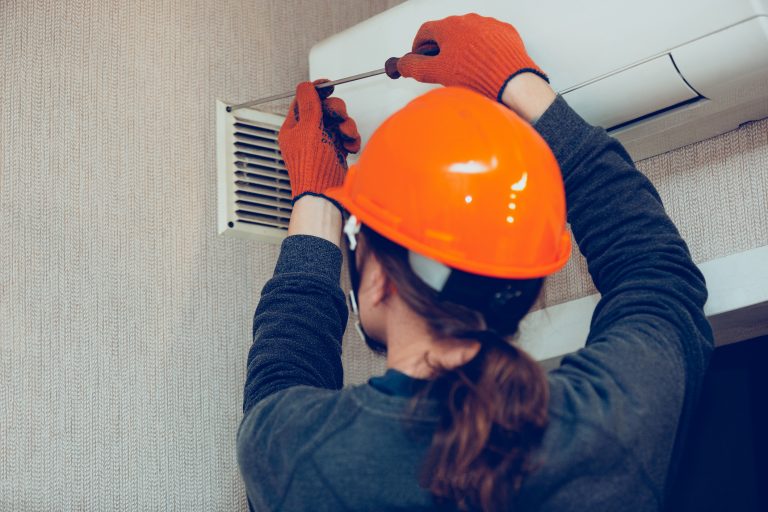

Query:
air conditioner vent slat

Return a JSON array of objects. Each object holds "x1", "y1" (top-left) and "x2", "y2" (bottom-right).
[
  {"x1": 235, "y1": 201, "x2": 291, "y2": 222},
  {"x1": 234, "y1": 169, "x2": 290, "y2": 184},
  {"x1": 234, "y1": 148, "x2": 285, "y2": 162},
  {"x1": 236, "y1": 183, "x2": 292, "y2": 200},
  {"x1": 234, "y1": 125, "x2": 278, "y2": 138},
  {"x1": 237, "y1": 219, "x2": 289, "y2": 230},
  {"x1": 234, "y1": 140, "x2": 280, "y2": 153},
  {"x1": 236, "y1": 211, "x2": 289, "y2": 228},
  {"x1": 234, "y1": 133, "x2": 280, "y2": 151},
  {"x1": 234, "y1": 174, "x2": 291, "y2": 193},
  {"x1": 235, "y1": 191, "x2": 293, "y2": 208},
  {"x1": 234, "y1": 124, "x2": 278, "y2": 140},
  {"x1": 235, "y1": 167, "x2": 291, "y2": 181},
  {"x1": 234, "y1": 151, "x2": 287, "y2": 169},
  {"x1": 234, "y1": 118, "x2": 280, "y2": 134},
  {"x1": 234, "y1": 165, "x2": 289, "y2": 183},
  {"x1": 236, "y1": 199, "x2": 292, "y2": 212}
]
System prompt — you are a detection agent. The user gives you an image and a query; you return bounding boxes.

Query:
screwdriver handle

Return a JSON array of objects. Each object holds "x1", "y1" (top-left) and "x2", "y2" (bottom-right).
[
  {"x1": 316, "y1": 82, "x2": 335, "y2": 100},
  {"x1": 385, "y1": 43, "x2": 440, "y2": 79}
]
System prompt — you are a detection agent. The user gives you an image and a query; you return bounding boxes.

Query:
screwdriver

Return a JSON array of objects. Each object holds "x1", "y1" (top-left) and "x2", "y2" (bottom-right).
[{"x1": 226, "y1": 44, "x2": 439, "y2": 112}]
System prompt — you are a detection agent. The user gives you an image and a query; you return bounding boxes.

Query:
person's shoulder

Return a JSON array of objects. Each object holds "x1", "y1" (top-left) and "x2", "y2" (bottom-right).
[
  {"x1": 237, "y1": 386, "x2": 365, "y2": 505},
  {"x1": 517, "y1": 370, "x2": 663, "y2": 510},
  {"x1": 239, "y1": 385, "x2": 361, "y2": 447}
]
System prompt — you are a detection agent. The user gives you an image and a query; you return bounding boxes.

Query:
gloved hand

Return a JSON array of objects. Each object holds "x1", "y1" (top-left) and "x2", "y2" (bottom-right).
[
  {"x1": 278, "y1": 80, "x2": 361, "y2": 208},
  {"x1": 396, "y1": 13, "x2": 548, "y2": 102}
]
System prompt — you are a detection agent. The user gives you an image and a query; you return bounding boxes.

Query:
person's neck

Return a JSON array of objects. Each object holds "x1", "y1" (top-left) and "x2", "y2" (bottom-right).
[
  {"x1": 384, "y1": 314, "x2": 437, "y2": 378},
  {"x1": 384, "y1": 309, "x2": 480, "y2": 379}
]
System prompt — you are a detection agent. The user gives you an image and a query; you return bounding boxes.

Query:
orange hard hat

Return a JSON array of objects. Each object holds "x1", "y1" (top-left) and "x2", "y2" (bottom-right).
[{"x1": 325, "y1": 86, "x2": 570, "y2": 279}]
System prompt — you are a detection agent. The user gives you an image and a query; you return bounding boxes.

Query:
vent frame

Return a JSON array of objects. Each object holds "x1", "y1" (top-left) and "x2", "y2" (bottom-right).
[{"x1": 216, "y1": 100, "x2": 291, "y2": 243}]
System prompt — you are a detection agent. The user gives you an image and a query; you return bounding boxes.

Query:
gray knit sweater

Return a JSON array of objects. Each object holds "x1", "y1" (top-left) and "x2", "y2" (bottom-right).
[{"x1": 237, "y1": 96, "x2": 714, "y2": 511}]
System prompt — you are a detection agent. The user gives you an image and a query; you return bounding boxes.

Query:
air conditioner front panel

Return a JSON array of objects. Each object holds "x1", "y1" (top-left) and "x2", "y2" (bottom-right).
[
  {"x1": 672, "y1": 17, "x2": 768, "y2": 104},
  {"x1": 561, "y1": 55, "x2": 701, "y2": 131}
]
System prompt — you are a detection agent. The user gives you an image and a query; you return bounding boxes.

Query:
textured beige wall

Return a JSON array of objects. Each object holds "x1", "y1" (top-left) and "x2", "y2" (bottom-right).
[
  {"x1": 1, "y1": 0, "x2": 767, "y2": 509},
  {"x1": 0, "y1": 0, "x2": 400, "y2": 509}
]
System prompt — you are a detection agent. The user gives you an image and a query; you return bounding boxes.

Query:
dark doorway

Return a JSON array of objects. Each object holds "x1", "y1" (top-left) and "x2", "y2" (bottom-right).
[{"x1": 666, "y1": 334, "x2": 768, "y2": 511}]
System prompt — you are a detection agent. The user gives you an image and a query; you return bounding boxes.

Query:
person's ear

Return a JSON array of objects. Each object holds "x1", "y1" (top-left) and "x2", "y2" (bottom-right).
[{"x1": 363, "y1": 252, "x2": 393, "y2": 307}]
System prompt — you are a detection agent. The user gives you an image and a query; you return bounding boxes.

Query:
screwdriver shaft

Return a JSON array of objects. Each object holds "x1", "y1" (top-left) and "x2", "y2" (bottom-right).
[{"x1": 227, "y1": 68, "x2": 386, "y2": 112}]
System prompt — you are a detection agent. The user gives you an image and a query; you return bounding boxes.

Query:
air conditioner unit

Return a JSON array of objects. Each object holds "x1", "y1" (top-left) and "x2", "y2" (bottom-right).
[{"x1": 309, "y1": 0, "x2": 768, "y2": 161}]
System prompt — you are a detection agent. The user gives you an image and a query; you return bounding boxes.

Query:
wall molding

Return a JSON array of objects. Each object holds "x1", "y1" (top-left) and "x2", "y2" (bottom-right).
[{"x1": 519, "y1": 245, "x2": 768, "y2": 361}]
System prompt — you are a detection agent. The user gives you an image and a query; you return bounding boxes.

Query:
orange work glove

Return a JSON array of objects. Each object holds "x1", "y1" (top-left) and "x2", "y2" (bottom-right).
[
  {"x1": 396, "y1": 13, "x2": 548, "y2": 102},
  {"x1": 278, "y1": 80, "x2": 361, "y2": 208}
]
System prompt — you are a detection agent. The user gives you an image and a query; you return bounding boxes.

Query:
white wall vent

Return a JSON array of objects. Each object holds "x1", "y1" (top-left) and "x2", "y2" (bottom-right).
[{"x1": 216, "y1": 100, "x2": 291, "y2": 243}]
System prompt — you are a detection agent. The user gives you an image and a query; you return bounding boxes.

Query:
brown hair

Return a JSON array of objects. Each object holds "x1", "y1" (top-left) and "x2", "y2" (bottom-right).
[{"x1": 361, "y1": 226, "x2": 549, "y2": 511}]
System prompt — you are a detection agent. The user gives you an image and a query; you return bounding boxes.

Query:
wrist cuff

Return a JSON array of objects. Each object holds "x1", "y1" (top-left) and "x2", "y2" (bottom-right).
[
  {"x1": 496, "y1": 68, "x2": 551, "y2": 103},
  {"x1": 292, "y1": 191, "x2": 345, "y2": 215}
]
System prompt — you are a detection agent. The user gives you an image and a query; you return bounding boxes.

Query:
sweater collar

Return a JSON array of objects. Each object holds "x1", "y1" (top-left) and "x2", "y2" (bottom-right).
[
  {"x1": 351, "y1": 369, "x2": 441, "y2": 422},
  {"x1": 368, "y1": 368, "x2": 433, "y2": 398}
]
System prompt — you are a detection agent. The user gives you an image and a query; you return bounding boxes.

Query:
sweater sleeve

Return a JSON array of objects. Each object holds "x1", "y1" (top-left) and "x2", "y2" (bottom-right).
[
  {"x1": 243, "y1": 234, "x2": 348, "y2": 415},
  {"x1": 531, "y1": 97, "x2": 714, "y2": 500}
]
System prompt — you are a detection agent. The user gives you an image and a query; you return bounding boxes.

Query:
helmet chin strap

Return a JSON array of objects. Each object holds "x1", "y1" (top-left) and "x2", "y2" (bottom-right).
[{"x1": 343, "y1": 215, "x2": 387, "y2": 354}]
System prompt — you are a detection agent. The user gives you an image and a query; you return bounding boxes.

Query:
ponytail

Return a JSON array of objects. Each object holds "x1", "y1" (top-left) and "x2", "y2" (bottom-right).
[
  {"x1": 361, "y1": 226, "x2": 549, "y2": 511},
  {"x1": 421, "y1": 333, "x2": 548, "y2": 511}
]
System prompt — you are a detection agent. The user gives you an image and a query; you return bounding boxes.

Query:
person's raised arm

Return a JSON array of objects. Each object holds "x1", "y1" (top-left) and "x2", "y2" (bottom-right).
[
  {"x1": 287, "y1": 194, "x2": 342, "y2": 246},
  {"x1": 242, "y1": 81, "x2": 361, "y2": 415},
  {"x1": 510, "y1": 75, "x2": 713, "y2": 506}
]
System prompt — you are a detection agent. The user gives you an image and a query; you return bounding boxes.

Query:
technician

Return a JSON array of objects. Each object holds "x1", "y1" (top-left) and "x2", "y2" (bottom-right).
[{"x1": 238, "y1": 14, "x2": 713, "y2": 512}]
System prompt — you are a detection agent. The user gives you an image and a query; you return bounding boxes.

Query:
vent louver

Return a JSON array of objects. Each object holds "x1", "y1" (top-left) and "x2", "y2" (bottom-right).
[{"x1": 216, "y1": 101, "x2": 292, "y2": 242}]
